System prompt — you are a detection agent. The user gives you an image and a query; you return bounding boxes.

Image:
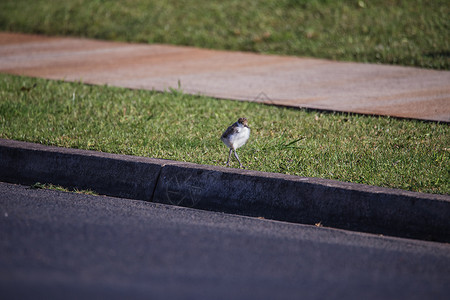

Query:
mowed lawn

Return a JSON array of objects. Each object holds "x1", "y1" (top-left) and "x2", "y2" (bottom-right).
[
  {"x1": 1, "y1": 75, "x2": 448, "y2": 194},
  {"x1": 0, "y1": 1, "x2": 448, "y2": 194},
  {"x1": 0, "y1": 0, "x2": 448, "y2": 69}
]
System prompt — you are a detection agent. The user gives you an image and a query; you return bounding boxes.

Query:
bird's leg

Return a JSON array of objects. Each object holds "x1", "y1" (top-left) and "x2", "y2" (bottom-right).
[
  {"x1": 226, "y1": 148, "x2": 233, "y2": 166},
  {"x1": 233, "y1": 150, "x2": 245, "y2": 169}
]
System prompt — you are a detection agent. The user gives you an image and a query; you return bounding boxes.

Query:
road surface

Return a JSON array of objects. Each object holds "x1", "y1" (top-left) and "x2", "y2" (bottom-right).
[{"x1": 0, "y1": 182, "x2": 449, "y2": 299}]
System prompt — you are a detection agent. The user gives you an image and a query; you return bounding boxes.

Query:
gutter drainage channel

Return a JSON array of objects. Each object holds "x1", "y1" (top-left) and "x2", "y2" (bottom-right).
[{"x1": 1, "y1": 138, "x2": 449, "y2": 243}]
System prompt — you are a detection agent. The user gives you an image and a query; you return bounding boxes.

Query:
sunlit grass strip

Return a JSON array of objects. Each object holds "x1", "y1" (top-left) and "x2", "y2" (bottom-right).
[{"x1": 1, "y1": 74, "x2": 449, "y2": 194}]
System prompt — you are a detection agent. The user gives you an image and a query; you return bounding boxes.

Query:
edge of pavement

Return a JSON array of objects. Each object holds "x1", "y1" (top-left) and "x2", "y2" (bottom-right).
[{"x1": 1, "y1": 138, "x2": 449, "y2": 243}]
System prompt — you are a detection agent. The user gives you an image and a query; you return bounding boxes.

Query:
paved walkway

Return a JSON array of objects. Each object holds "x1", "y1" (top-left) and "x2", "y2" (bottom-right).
[{"x1": 1, "y1": 32, "x2": 449, "y2": 122}]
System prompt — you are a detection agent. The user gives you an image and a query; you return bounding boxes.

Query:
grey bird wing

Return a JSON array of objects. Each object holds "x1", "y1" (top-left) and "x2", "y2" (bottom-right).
[{"x1": 221, "y1": 123, "x2": 239, "y2": 139}]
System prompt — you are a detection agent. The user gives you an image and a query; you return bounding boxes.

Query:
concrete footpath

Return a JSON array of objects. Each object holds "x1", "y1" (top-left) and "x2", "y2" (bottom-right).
[
  {"x1": 1, "y1": 139, "x2": 449, "y2": 243},
  {"x1": 0, "y1": 32, "x2": 449, "y2": 122}
]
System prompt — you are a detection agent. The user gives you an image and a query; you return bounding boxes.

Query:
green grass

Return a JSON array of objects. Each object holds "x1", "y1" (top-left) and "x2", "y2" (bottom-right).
[
  {"x1": 31, "y1": 182, "x2": 98, "y2": 195},
  {"x1": 1, "y1": 74, "x2": 448, "y2": 194},
  {"x1": 0, "y1": 0, "x2": 448, "y2": 69}
]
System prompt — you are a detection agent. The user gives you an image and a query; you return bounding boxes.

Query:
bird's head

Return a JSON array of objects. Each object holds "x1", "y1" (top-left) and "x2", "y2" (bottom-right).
[{"x1": 237, "y1": 117, "x2": 248, "y2": 127}]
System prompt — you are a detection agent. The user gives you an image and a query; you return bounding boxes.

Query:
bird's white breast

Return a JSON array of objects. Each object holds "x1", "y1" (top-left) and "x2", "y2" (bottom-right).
[{"x1": 231, "y1": 126, "x2": 250, "y2": 149}]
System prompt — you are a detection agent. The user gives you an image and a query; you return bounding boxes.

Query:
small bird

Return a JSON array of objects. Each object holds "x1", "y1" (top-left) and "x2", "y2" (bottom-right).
[{"x1": 221, "y1": 117, "x2": 250, "y2": 168}]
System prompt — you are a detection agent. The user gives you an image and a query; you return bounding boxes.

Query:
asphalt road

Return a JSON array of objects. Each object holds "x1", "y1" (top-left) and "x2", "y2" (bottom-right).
[{"x1": 1, "y1": 182, "x2": 449, "y2": 300}]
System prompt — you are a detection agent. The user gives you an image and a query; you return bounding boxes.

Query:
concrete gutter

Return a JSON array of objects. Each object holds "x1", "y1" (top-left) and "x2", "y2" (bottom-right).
[{"x1": 1, "y1": 138, "x2": 449, "y2": 243}]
